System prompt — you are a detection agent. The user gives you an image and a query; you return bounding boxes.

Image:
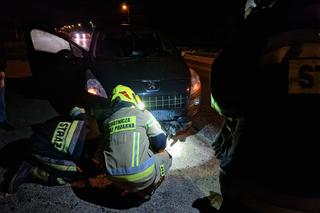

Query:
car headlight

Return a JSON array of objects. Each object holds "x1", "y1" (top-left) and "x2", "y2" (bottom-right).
[
  {"x1": 188, "y1": 68, "x2": 201, "y2": 117},
  {"x1": 86, "y1": 70, "x2": 108, "y2": 99},
  {"x1": 86, "y1": 79, "x2": 108, "y2": 98},
  {"x1": 190, "y1": 68, "x2": 201, "y2": 95}
]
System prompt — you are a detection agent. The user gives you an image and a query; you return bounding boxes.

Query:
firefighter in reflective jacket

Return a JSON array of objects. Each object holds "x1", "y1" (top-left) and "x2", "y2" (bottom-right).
[
  {"x1": 209, "y1": 0, "x2": 320, "y2": 212},
  {"x1": 102, "y1": 85, "x2": 172, "y2": 198},
  {"x1": 1, "y1": 106, "x2": 92, "y2": 194}
]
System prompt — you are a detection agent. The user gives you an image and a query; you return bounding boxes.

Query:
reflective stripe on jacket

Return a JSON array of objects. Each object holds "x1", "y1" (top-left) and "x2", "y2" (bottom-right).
[
  {"x1": 51, "y1": 120, "x2": 85, "y2": 156},
  {"x1": 31, "y1": 119, "x2": 86, "y2": 173},
  {"x1": 104, "y1": 106, "x2": 164, "y2": 183}
]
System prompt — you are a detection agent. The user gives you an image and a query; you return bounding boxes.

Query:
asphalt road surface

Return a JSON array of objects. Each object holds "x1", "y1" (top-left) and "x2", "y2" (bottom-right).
[{"x1": 0, "y1": 55, "x2": 225, "y2": 212}]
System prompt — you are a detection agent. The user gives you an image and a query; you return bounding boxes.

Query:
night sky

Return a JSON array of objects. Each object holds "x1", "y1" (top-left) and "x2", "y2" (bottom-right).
[{"x1": 2, "y1": 0, "x2": 246, "y2": 47}]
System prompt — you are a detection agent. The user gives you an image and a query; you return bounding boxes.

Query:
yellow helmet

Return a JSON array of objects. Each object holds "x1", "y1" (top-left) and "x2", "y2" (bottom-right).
[{"x1": 111, "y1": 85, "x2": 145, "y2": 109}]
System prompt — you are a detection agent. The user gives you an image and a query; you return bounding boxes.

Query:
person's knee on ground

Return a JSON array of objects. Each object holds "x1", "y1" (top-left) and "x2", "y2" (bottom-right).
[
  {"x1": 143, "y1": 150, "x2": 172, "y2": 197},
  {"x1": 113, "y1": 151, "x2": 172, "y2": 201}
]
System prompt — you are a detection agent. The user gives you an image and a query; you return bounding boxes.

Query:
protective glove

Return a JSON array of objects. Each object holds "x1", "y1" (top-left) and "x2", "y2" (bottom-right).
[
  {"x1": 212, "y1": 117, "x2": 237, "y2": 159},
  {"x1": 70, "y1": 106, "x2": 86, "y2": 120}
]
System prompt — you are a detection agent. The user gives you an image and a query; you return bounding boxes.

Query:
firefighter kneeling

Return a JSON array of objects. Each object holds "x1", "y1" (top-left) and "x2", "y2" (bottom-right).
[
  {"x1": 1, "y1": 106, "x2": 92, "y2": 193},
  {"x1": 0, "y1": 85, "x2": 172, "y2": 201},
  {"x1": 101, "y1": 85, "x2": 172, "y2": 200}
]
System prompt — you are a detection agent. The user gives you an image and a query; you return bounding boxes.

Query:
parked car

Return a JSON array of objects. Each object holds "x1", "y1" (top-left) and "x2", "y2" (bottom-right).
[{"x1": 25, "y1": 25, "x2": 201, "y2": 134}]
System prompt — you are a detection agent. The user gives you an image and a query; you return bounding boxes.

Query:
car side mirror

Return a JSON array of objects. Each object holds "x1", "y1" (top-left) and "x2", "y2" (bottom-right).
[{"x1": 56, "y1": 49, "x2": 74, "y2": 61}]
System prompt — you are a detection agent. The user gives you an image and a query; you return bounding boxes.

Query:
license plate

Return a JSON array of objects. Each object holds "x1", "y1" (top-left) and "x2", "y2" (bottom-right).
[{"x1": 288, "y1": 59, "x2": 320, "y2": 94}]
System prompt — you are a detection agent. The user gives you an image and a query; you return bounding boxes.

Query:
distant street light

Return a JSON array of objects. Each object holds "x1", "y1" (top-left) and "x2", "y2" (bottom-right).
[{"x1": 121, "y1": 3, "x2": 130, "y2": 25}]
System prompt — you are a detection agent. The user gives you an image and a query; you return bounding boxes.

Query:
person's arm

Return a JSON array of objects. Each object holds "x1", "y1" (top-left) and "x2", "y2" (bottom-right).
[
  {"x1": 70, "y1": 106, "x2": 86, "y2": 120},
  {"x1": 144, "y1": 110, "x2": 167, "y2": 153},
  {"x1": 90, "y1": 118, "x2": 109, "y2": 169}
]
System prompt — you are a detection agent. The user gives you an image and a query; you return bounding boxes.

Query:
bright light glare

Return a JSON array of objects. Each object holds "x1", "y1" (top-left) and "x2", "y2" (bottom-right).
[
  {"x1": 193, "y1": 97, "x2": 200, "y2": 106},
  {"x1": 165, "y1": 138, "x2": 183, "y2": 158},
  {"x1": 86, "y1": 78, "x2": 108, "y2": 99},
  {"x1": 190, "y1": 68, "x2": 201, "y2": 94},
  {"x1": 192, "y1": 83, "x2": 200, "y2": 92},
  {"x1": 73, "y1": 38, "x2": 89, "y2": 50},
  {"x1": 164, "y1": 134, "x2": 215, "y2": 171},
  {"x1": 88, "y1": 88, "x2": 97, "y2": 95},
  {"x1": 122, "y1": 4, "x2": 128, "y2": 10}
]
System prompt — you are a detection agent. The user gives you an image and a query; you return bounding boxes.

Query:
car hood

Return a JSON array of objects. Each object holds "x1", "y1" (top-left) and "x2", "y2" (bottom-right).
[{"x1": 92, "y1": 57, "x2": 190, "y2": 94}]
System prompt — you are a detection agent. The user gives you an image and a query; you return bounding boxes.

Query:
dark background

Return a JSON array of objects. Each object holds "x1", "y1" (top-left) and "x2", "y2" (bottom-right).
[{"x1": 1, "y1": 0, "x2": 246, "y2": 48}]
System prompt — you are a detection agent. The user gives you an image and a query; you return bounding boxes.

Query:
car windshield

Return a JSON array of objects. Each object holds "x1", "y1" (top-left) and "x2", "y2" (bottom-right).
[{"x1": 95, "y1": 29, "x2": 177, "y2": 60}]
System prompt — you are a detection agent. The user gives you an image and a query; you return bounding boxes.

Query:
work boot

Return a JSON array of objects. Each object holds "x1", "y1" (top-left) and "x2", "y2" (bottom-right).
[
  {"x1": 135, "y1": 190, "x2": 152, "y2": 202},
  {"x1": 8, "y1": 161, "x2": 48, "y2": 194},
  {"x1": 192, "y1": 196, "x2": 220, "y2": 213},
  {"x1": 207, "y1": 191, "x2": 224, "y2": 210}
]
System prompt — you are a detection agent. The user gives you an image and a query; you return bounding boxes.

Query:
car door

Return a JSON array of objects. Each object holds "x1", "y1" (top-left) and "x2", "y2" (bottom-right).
[{"x1": 25, "y1": 28, "x2": 90, "y2": 113}]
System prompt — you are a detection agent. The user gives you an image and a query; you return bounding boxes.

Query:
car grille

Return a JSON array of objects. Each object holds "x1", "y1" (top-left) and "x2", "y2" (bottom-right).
[{"x1": 142, "y1": 94, "x2": 187, "y2": 110}]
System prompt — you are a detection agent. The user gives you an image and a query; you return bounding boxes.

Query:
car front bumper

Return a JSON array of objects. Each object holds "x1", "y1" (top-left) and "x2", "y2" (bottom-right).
[{"x1": 149, "y1": 109, "x2": 192, "y2": 135}]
